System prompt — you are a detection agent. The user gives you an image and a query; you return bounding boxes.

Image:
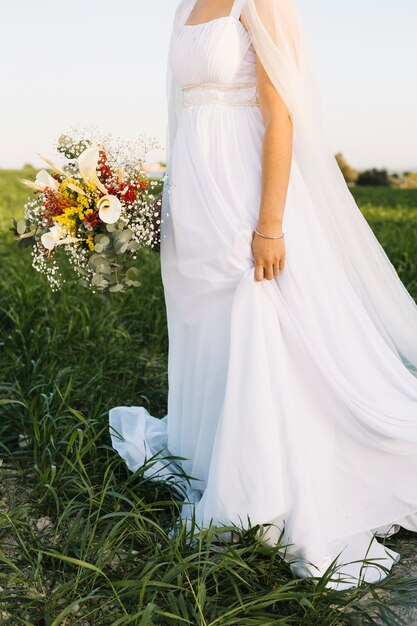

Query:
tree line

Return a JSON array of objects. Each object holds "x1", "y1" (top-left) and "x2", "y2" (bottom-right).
[{"x1": 335, "y1": 153, "x2": 417, "y2": 188}]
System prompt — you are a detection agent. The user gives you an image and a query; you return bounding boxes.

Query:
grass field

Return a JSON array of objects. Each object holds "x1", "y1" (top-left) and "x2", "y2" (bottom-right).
[{"x1": 1, "y1": 168, "x2": 417, "y2": 625}]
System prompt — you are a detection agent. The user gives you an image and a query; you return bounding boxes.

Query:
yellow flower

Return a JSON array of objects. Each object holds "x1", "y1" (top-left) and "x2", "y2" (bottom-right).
[
  {"x1": 86, "y1": 236, "x2": 95, "y2": 251},
  {"x1": 78, "y1": 194, "x2": 90, "y2": 210},
  {"x1": 60, "y1": 178, "x2": 82, "y2": 197},
  {"x1": 59, "y1": 178, "x2": 92, "y2": 212},
  {"x1": 52, "y1": 206, "x2": 79, "y2": 235}
]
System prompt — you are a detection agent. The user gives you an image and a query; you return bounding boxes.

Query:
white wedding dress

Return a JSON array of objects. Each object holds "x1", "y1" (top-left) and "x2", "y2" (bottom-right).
[{"x1": 109, "y1": 0, "x2": 417, "y2": 590}]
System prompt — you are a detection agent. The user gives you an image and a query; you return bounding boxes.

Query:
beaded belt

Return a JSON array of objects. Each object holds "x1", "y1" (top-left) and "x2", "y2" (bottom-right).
[{"x1": 182, "y1": 82, "x2": 259, "y2": 107}]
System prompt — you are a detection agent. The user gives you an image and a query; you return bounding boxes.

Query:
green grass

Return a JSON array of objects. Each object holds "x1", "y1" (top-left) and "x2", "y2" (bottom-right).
[
  {"x1": 350, "y1": 186, "x2": 417, "y2": 301},
  {"x1": 351, "y1": 186, "x2": 417, "y2": 210},
  {"x1": 1, "y1": 169, "x2": 417, "y2": 624}
]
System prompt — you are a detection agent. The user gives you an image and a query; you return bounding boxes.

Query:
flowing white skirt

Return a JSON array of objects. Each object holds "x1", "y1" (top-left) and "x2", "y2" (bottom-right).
[{"x1": 109, "y1": 103, "x2": 417, "y2": 590}]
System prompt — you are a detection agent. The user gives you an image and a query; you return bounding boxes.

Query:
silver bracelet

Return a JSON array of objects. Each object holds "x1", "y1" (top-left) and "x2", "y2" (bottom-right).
[{"x1": 254, "y1": 227, "x2": 285, "y2": 240}]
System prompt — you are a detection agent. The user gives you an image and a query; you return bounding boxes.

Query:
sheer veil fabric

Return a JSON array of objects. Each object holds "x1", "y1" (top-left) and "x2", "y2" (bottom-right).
[{"x1": 166, "y1": 0, "x2": 417, "y2": 377}]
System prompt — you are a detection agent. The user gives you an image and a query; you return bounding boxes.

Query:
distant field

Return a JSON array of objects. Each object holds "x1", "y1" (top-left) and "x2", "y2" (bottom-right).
[
  {"x1": 1, "y1": 169, "x2": 417, "y2": 622},
  {"x1": 0, "y1": 166, "x2": 35, "y2": 230}
]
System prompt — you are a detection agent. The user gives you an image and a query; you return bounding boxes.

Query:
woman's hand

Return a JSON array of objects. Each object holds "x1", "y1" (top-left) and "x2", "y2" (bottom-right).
[{"x1": 251, "y1": 228, "x2": 286, "y2": 281}]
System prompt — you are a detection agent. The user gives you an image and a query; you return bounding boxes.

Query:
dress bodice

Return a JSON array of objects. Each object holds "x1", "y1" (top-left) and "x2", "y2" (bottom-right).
[{"x1": 169, "y1": 1, "x2": 257, "y2": 87}]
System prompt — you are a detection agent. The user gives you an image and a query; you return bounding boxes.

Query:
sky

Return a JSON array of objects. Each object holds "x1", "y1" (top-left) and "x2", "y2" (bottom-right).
[{"x1": 1, "y1": 0, "x2": 416, "y2": 172}]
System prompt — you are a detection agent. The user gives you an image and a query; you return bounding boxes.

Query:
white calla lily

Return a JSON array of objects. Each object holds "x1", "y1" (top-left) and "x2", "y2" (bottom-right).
[
  {"x1": 97, "y1": 194, "x2": 122, "y2": 224},
  {"x1": 30, "y1": 169, "x2": 61, "y2": 192},
  {"x1": 41, "y1": 223, "x2": 66, "y2": 250},
  {"x1": 78, "y1": 145, "x2": 108, "y2": 194}
]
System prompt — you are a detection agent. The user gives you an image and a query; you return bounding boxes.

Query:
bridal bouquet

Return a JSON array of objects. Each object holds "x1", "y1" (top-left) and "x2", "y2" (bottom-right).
[{"x1": 12, "y1": 131, "x2": 163, "y2": 293}]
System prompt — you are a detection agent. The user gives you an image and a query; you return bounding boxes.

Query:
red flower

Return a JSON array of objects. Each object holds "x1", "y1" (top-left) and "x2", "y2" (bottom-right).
[
  {"x1": 42, "y1": 189, "x2": 71, "y2": 225},
  {"x1": 137, "y1": 179, "x2": 149, "y2": 190},
  {"x1": 97, "y1": 150, "x2": 113, "y2": 183},
  {"x1": 83, "y1": 209, "x2": 102, "y2": 229},
  {"x1": 119, "y1": 184, "x2": 138, "y2": 204}
]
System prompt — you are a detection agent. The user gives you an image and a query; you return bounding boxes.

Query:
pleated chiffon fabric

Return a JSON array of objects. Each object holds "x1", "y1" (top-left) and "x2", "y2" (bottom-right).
[{"x1": 109, "y1": 0, "x2": 417, "y2": 590}]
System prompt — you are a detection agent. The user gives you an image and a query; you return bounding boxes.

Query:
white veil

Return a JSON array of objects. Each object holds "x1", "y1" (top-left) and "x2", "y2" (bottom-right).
[{"x1": 164, "y1": 0, "x2": 417, "y2": 376}]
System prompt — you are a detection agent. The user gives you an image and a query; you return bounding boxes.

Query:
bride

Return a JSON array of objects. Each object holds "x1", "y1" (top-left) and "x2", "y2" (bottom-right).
[{"x1": 109, "y1": 0, "x2": 417, "y2": 590}]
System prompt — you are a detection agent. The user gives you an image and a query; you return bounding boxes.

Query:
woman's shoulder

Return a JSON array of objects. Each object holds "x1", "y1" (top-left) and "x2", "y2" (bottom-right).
[{"x1": 172, "y1": 0, "x2": 193, "y2": 27}]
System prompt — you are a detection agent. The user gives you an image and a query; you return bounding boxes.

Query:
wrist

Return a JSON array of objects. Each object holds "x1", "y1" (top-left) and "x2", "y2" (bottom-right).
[
  {"x1": 254, "y1": 227, "x2": 285, "y2": 241},
  {"x1": 255, "y1": 220, "x2": 283, "y2": 237}
]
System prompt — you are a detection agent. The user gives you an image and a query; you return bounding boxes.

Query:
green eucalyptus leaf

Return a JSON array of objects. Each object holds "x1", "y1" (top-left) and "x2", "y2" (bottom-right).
[
  {"x1": 88, "y1": 253, "x2": 103, "y2": 268},
  {"x1": 75, "y1": 266, "x2": 89, "y2": 276},
  {"x1": 95, "y1": 261, "x2": 112, "y2": 275},
  {"x1": 91, "y1": 273, "x2": 108, "y2": 287},
  {"x1": 102, "y1": 248, "x2": 115, "y2": 259},
  {"x1": 94, "y1": 243, "x2": 104, "y2": 253},
  {"x1": 126, "y1": 267, "x2": 140, "y2": 281},
  {"x1": 113, "y1": 240, "x2": 124, "y2": 254},
  {"x1": 95, "y1": 234, "x2": 110, "y2": 247},
  {"x1": 17, "y1": 220, "x2": 27, "y2": 235},
  {"x1": 109, "y1": 283, "x2": 125, "y2": 293},
  {"x1": 103, "y1": 273, "x2": 118, "y2": 285},
  {"x1": 118, "y1": 229, "x2": 133, "y2": 243},
  {"x1": 128, "y1": 240, "x2": 140, "y2": 252}
]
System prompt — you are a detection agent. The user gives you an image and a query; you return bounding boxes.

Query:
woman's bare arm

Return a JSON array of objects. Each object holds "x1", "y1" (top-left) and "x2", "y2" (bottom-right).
[
  {"x1": 250, "y1": 47, "x2": 294, "y2": 281},
  {"x1": 256, "y1": 56, "x2": 293, "y2": 237}
]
